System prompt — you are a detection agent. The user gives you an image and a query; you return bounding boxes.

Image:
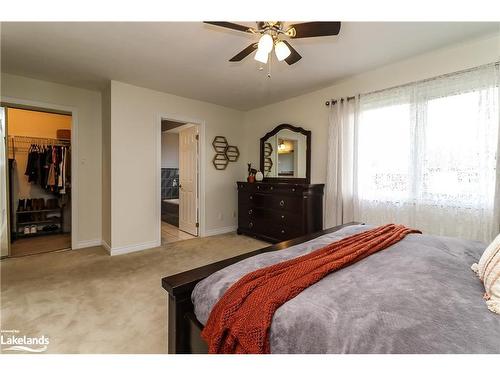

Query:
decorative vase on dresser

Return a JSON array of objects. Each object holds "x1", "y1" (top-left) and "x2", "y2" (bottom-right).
[
  {"x1": 237, "y1": 181, "x2": 324, "y2": 243},
  {"x1": 237, "y1": 123, "x2": 324, "y2": 243}
]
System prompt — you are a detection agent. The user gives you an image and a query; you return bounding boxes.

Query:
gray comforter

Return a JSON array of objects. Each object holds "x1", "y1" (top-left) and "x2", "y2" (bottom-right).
[{"x1": 192, "y1": 224, "x2": 500, "y2": 353}]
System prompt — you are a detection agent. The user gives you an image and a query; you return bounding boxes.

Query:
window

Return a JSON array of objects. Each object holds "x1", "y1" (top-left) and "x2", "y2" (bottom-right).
[{"x1": 354, "y1": 64, "x2": 499, "y2": 241}]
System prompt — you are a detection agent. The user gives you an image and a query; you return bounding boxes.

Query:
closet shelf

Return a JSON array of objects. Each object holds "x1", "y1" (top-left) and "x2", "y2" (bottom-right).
[
  {"x1": 13, "y1": 207, "x2": 64, "y2": 241},
  {"x1": 16, "y1": 219, "x2": 62, "y2": 226},
  {"x1": 16, "y1": 208, "x2": 62, "y2": 214},
  {"x1": 16, "y1": 231, "x2": 64, "y2": 239}
]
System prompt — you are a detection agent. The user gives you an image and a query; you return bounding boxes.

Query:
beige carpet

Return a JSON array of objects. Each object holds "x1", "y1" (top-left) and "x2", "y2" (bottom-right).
[{"x1": 0, "y1": 233, "x2": 267, "y2": 353}]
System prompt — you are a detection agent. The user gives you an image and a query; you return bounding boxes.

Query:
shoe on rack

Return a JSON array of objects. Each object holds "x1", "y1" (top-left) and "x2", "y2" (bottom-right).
[
  {"x1": 26, "y1": 199, "x2": 33, "y2": 211},
  {"x1": 30, "y1": 225, "x2": 37, "y2": 234},
  {"x1": 32, "y1": 199, "x2": 39, "y2": 220},
  {"x1": 42, "y1": 224, "x2": 59, "y2": 232},
  {"x1": 39, "y1": 198, "x2": 47, "y2": 220},
  {"x1": 24, "y1": 226, "x2": 30, "y2": 235},
  {"x1": 46, "y1": 198, "x2": 59, "y2": 210},
  {"x1": 17, "y1": 199, "x2": 25, "y2": 212}
]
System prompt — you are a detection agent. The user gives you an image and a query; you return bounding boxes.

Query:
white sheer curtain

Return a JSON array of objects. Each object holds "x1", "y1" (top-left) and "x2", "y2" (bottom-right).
[
  {"x1": 324, "y1": 97, "x2": 357, "y2": 227},
  {"x1": 352, "y1": 64, "x2": 500, "y2": 242}
]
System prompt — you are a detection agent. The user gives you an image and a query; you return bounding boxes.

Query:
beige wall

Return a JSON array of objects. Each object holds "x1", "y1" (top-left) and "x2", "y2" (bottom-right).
[
  {"x1": 101, "y1": 83, "x2": 111, "y2": 248},
  {"x1": 109, "y1": 81, "x2": 245, "y2": 252},
  {"x1": 243, "y1": 33, "x2": 500, "y2": 185},
  {"x1": 1, "y1": 73, "x2": 102, "y2": 248}
]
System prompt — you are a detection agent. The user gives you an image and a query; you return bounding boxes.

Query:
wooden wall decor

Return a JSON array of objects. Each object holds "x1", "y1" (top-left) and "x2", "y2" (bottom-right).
[
  {"x1": 213, "y1": 153, "x2": 229, "y2": 170},
  {"x1": 212, "y1": 136, "x2": 239, "y2": 170},
  {"x1": 212, "y1": 136, "x2": 228, "y2": 153},
  {"x1": 224, "y1": 145, "x2": 240, "y2": 162},
  {"x1": 263, "y1": 142, "x2": 273, "y2": 173},
  {"x1": 264, "y1": 157, "x2": 273, "y2": 173},
  {"x1": 264, "y1": 142, "x2": 273, "y2": 157}
]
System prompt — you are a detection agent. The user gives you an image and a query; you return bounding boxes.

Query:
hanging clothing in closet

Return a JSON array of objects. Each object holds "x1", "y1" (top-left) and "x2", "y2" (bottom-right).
[{"x1": 24, "y1": 144, "x2": 71, "y2": 194}]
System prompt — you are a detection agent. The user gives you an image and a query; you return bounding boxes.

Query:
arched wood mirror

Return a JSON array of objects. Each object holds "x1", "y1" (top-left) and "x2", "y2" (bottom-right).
[{"x1": 260, "y1": 124, "x2": 311, "y2": 184}]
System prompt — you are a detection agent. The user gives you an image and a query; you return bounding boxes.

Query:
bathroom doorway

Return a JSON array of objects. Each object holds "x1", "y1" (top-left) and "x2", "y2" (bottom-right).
[{"x1": 160, "y1": 119, "x2": 199, "y2": 244}]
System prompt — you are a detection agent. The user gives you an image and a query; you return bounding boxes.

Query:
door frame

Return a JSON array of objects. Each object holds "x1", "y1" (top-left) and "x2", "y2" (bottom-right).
[
  {"x1": 0, "y1": 96, "x2": 79, "y2": 251},
  {"x1": 156, "y1": 113, "x2": 205, "y2": 243}
]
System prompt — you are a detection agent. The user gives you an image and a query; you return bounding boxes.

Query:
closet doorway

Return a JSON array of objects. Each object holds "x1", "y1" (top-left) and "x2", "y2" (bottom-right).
[
  {"x1": 160, "y1": 119, "x2": 199, "y2": 244},
  {"x1": 2, "y1": 106, "x2": 72, "y2": 257}
]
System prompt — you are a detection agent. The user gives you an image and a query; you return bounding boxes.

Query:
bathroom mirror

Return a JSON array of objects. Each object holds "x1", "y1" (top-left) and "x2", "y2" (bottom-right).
[{"x1": 260, "y1": 124, "x2": 311, "y2": 183}]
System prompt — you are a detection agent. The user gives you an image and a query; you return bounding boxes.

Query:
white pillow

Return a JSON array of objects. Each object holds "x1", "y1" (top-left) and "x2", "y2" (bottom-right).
[{"x1": 472, "y1": 233, "x2": 500, "y2": 314}]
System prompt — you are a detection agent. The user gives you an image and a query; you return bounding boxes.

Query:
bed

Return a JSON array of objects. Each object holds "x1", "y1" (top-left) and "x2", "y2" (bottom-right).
[{"x1": 161, "y1": 223, "x2": 500, "y2": 354}]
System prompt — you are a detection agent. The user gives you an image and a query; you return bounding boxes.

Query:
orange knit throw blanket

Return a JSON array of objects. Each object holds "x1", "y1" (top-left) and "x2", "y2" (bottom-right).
[{"x1": 201, "y1": 224, "x2": 421, "y2": 354}]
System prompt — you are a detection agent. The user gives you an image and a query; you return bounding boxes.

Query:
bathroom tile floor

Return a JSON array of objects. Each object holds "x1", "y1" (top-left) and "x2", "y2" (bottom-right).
[{"x1": 161, "y1": 222, "x2": 195, "y2": 244}]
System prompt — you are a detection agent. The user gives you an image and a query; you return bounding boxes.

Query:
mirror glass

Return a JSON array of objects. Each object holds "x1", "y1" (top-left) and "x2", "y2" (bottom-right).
[{"x1": 262, "y1": 129, "x2": 308, "y2": 179}]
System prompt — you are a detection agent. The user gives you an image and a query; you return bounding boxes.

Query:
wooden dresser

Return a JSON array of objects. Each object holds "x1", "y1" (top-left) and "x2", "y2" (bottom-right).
[{"x1": 237, "y1": 181, "x2": 324, "y2": 243}]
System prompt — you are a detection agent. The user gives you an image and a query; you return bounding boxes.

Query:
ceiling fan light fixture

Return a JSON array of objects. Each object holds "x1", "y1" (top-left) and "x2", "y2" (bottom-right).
[
  {"x1": 254, "y1": 48, "x2": 269, "y2": 64},
  {"x1": 274, "y1": 40, "x2": 291, "y2": 61},
  {"x1": 257, "y1": 33, "x2": 273, "y2": 53}
]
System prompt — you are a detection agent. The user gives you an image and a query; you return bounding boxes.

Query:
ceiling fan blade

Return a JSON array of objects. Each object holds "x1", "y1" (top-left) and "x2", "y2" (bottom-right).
[
  {"x1": 229, "y1": 43, "x2": 258, "y2": 62},
  {"x1": 282, "y1": 41, "x2": 302, "y2": 65},
  {"x1": 204, "y1": 21, "x2": 255, "y2": 34},
  {"x1": 287, "y1": 22, "x2": 341, "y2": 38}
]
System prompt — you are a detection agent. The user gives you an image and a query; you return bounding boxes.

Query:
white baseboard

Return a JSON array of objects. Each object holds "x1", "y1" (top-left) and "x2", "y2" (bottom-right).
[
  {"x1": 106, "y1": 240, "x2": 160, "y2": 256},
  {"x1": 73, "y1": 239, "x2": 102, "y2": 249},
  {"x1": 101, "y1": 240, "x2": 111, "y2": 253},
  {"x1": 203, "y1": 225, "x2": 237, "y2": 237}
]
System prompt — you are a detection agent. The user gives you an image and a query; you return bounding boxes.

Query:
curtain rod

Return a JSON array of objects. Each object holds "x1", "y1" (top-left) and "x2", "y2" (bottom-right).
[{"x1": 325, "y1": 61, "x2": 500, "y2": 106}]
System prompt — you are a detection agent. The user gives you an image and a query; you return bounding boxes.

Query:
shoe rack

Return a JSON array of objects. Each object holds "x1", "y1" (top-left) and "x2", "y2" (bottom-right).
[{"x1": 13, "y1": 199, "x2": 64, "y2": 240}]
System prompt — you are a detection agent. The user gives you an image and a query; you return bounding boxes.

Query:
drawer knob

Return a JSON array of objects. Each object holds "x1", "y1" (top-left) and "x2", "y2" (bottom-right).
[
  {"x1": 292, "y1": 188, "x2": 296, "y2": 192},
  {"x1": 249, "y1": 222, "x2": 253, "y2": 228},
  {"x1": 248, "y1": 209, "x2": 253, "y2": 215},
  {"x1": 281, "y1": 215, "x2": 285, "y2": 219},
  {"x1": 257, "y1": 186, "x2": 260, "y2": 189},
  {"x1": 279, "y1": 200, "x2": 285, "y2": 207},
  {"x1": 250, "y1": 195, "x2": 253, "y2": 200},
  {"x1": 281, "y1": 229, "x2": 285, "y2": 234},
  {"x1": 270, "y1": 186, "x2": 273, "y2": 190}
]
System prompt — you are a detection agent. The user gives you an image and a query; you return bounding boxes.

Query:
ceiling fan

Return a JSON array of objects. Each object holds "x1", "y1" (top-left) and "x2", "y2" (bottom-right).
[{"x1": 204, "y1": 21, "x2": 341, "y2": 66}]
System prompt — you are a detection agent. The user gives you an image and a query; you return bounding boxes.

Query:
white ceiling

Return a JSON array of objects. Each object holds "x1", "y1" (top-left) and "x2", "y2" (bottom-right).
[{"x1": 1, "y1": 22, "x2": 498, "y2": 110}]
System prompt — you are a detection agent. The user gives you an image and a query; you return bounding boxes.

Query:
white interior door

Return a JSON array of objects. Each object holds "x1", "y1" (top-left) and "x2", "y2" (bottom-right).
[{"x1": 178, "y1": 125, "x2": 198, "y2": 236}]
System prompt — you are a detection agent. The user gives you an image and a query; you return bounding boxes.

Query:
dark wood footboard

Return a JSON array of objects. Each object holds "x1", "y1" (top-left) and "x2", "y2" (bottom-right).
[{"x1": 161, "y1": 222, "x2": 360, "y2": 354}]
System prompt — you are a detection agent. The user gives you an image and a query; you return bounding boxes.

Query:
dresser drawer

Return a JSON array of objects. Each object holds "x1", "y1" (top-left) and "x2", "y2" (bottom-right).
[
  {"x1": 238, "y1": 207, "x2": 304, "y2": 238},
  {"x1": 273, "y1": 225, "x2": 303, "y2": 241},
  {"x1": 240, "y1": 207, "x2": 303, "y2": 227},
  {"x1": 239, "y1": 192, "x2": 275, "y2": 208},
  {"x1": 239, "y1": 192, "x2": 304, "y2": 212},
  {"x1": 237, "y1": 182, "x2": 305, "y2": 194},
  {"x1": 271, "y1": 195, "x2": 304, "y2": 212}
]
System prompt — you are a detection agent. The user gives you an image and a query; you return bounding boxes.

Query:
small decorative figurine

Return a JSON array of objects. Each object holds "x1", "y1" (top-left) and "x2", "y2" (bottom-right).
[
  {"x1": 255, "y1": 170, "x2": 264, "y2": 182},
  {"x1": 247, "y1": 163, "x2": 257, "y2": 183}
]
